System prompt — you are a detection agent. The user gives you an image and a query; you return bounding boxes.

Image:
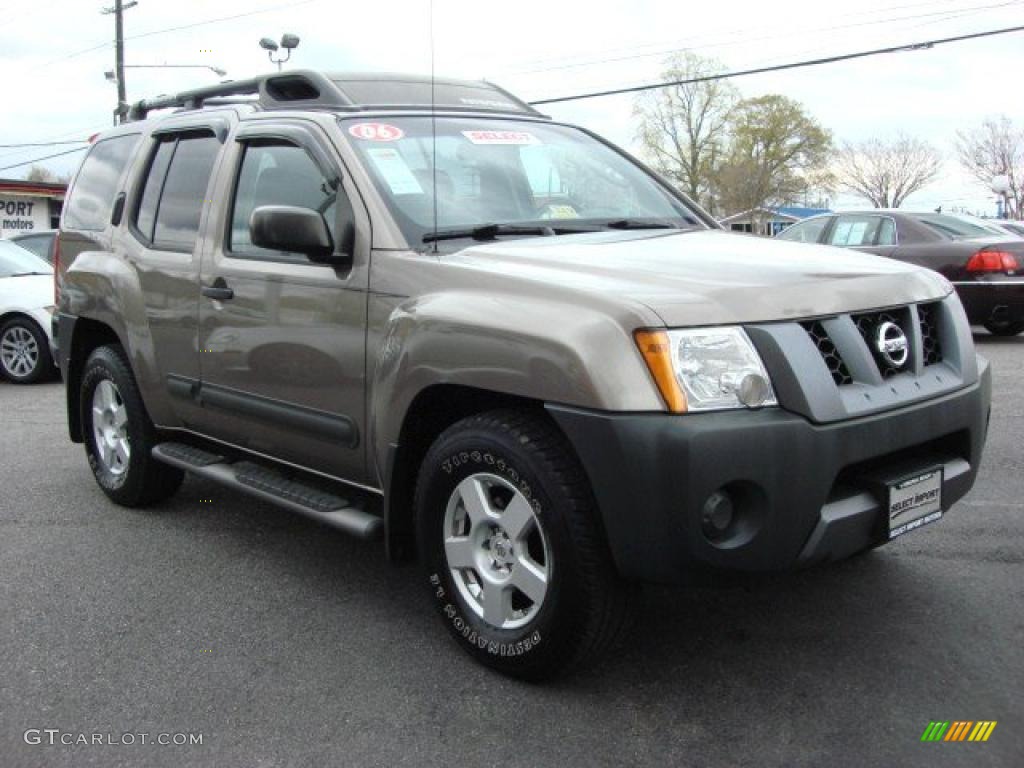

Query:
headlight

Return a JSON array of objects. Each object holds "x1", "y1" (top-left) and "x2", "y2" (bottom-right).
[{"x1": 635, "y1": 326, "x2": 777, "y2": 412}]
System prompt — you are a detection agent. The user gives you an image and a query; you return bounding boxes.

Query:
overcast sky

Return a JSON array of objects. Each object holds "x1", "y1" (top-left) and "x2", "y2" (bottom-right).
[{"x1": 2, "y1": 0, "x2": 1021, "y2": 214}]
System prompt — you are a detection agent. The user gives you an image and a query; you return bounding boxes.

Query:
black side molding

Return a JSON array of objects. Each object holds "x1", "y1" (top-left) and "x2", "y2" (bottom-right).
[{"x1": 167, "y1": 376, "x2": 358, "y2": 448}]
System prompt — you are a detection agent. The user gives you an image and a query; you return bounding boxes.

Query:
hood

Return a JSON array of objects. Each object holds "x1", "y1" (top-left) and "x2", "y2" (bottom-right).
[
  {"x1": 448, "y1": 229, "x2": 950, "y2": 326},
  {"x1": 0, "y1": 274, "x2": 53, "y2": 310}
]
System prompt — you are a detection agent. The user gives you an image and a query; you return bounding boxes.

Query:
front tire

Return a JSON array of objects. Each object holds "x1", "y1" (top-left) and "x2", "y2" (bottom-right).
[
  {"x1": 0, "y1": 316, "x2": 55, "y2": 384},
  {"x1": 415, "y1": 409, "x2": 636, "y2": 680},
  {"x1": 80, "y1": 345, "x2": 184, "y2": 507},
  {"x1": 984, "y1": 318, "x2": 1024, "y2": 337}
]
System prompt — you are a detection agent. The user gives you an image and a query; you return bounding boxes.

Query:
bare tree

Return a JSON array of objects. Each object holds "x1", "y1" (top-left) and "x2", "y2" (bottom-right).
[
  {"x1": 634, "y1": 53, "x2": 739, "y2": 213},
  {"x1": 955, "y1": 116, "x2": 1024, "y2": 218},
  {"x1": 834, "y1": 134, "x2": 942, "y2": 208}
]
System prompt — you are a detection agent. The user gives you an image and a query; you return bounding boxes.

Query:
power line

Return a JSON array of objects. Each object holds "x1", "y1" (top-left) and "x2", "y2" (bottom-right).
[
  {"x1": 503, "y1": 0, "x2": 975, "y2": 72},
  {"x1": 125, "y1": 0, "x2": 316, "y2": 42},
  {"x1": 35, "y1": 0, "x2": 316, "y2": 72},
  {"x1": 0, "y1": 140, "x2": 90, "y2": 148},
  {"x1": 508, "y1": 0, "x2": 1022, "y2": 76},
  {"x1": 529, "y1": 24, "x2": 1024, "y2": 105},
  {"x1": 0, "y1": 147, "x2": 90, "y2": 174}
]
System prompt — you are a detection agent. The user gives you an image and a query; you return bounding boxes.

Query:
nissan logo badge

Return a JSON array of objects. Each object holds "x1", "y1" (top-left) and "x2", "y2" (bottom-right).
[{"x1": 875, "y1": 321, "x2": 909, "y2": 368}]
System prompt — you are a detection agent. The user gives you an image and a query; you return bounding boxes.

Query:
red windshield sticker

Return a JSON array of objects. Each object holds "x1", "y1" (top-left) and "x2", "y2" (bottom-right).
[
  {"x1": 461, "y1": 130, "x2": 539, "y2": 145},
  {"x1": 348, "y1": 123, "x2": 405, "y2": 142}
]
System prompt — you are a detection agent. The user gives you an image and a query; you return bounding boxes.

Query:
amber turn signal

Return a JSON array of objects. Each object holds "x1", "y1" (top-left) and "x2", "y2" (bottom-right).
[{"x1": 634, "y1": 330, "x2": 688, "y2": 413}]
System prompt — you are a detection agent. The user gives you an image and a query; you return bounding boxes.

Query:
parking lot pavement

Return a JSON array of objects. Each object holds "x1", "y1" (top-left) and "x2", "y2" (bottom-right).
[{"x1": 1, "y1": 333, "x2": 1020, "y2": 768}]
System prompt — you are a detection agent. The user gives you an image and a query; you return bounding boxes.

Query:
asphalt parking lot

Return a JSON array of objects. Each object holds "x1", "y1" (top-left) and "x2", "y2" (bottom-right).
[{"x1": 1, "y1": 332, "x2": 1021, "y2": 768}]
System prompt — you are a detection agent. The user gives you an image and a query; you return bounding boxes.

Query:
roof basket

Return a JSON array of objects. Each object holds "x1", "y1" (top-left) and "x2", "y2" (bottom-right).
[{"x1": 126, "y1": 70, "x2": 546, "y2": 121}]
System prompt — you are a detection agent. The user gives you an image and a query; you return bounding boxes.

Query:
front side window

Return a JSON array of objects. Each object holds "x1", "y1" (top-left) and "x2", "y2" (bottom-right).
[
  {"x1": 776, "y1": 216, "x2": 829, "y2": 243},
  {"x1": 343, "y1": 116, "x2": 703, "y2": 248},
  {"x1": 229, "y1": 142, "x2": 338, "y2": 260},
  {"x1": 133, "y1": 132, "x2": 221, "y2": 251},
  {"x1": 64, "y1": 133, "x2": 140, "y2": 231}
]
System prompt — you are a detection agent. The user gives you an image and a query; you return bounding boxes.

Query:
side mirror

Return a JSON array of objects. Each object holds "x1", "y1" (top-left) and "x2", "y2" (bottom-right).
[{"x1": 249, "y1": 205, "x2": 342, "y2": 263}]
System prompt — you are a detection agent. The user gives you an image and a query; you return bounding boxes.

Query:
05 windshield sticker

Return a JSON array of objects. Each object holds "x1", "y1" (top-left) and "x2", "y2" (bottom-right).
[
  {"x1": 348, "y1": 122, "x2": 405, "y2": 142},
  {"x1": 365, "y1": 147, "x2": 423, "y2": 195},
  {"x1": 461, "y1": 130, "x2": 540, "y2": 145}
]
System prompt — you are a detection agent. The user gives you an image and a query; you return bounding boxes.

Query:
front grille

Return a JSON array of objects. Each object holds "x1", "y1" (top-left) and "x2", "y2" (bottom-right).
[
  {"x1": 804, "y1": 302, "x2": 945, "y2": 385},
  {"x1": 802, "y1": 321, "x2": 852, "y2": 386},
  {"x1": 918, "y1": 302, "x2": 943, "y2": 366},
  {"x1": 852, "y1": 307, "x2": 912, "y2": 379}
]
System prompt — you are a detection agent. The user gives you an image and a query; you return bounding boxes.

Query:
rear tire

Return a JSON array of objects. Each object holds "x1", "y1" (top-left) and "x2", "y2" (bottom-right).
[
  {"x1": 415, "y1": 409, "x2": 636, "y2": 680},
  {"x1": 80, "y1": 344, "x2": 184, "y2": 507},
  {"x1": 983, "y1": 319, "x2": 1024, "y2": 337},
  {"x1": 0, "y1": 316, "x2": 55, "y2": 384}
]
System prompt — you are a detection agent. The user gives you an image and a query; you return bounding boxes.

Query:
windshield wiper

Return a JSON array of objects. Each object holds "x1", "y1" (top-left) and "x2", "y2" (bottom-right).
[
  {"x1": 602, "y1": 218, "x2": 682, "y2": 230},
  {"x1": 8, "y1": 271, "x2": 50, "y2": 277},
  {"x1": 422, "y1": 222, "x2": 598, "y2": 243}
]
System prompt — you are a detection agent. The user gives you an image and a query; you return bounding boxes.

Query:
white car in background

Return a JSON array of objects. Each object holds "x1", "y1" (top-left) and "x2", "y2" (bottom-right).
[{"x1": 0, "y1": 239, "x2": 56, "y2": 383}]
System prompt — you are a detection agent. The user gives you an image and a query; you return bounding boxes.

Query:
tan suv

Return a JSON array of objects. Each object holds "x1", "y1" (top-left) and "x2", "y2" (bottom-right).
[{"x1": 56, "y1": 71, "x2": 991, "y2": 679}]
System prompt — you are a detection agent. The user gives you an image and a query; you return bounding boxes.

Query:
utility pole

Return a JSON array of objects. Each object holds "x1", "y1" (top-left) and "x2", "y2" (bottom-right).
[{"x1": 101, "y1": 0, "x2": 137, "y2": 125}]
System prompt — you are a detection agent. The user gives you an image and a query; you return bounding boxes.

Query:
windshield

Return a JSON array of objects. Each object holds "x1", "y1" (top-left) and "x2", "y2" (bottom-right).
[
  {"x1": 913, "y1": 213, "x2": 999, "y2": 240},
  {"x1": 341, "y1": 116, "x2": 704, "y2": 247},
  {"x1": 0, "y1": 240, "x2": 52, "y2": 277}
]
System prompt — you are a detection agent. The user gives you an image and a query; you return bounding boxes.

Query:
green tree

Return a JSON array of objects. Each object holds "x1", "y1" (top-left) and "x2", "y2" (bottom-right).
[
  {"x1": 633, "y1": 53, "x2": 739, "y2": 213},
  {"x1": 716, "y1": 94, "x2": 833, "y2": 221}
]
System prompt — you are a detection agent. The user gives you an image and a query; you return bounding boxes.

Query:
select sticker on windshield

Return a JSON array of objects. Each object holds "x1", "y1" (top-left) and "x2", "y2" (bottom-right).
[
  {"x1": 348, "y1": 122, "x2": 405, "y2": 142},
  {"x1": 365, "y1": 147, "x2": 423, "y2": 195},
  {"x1": 461, "y1": 130, "x2": 539, "y2": 145}
]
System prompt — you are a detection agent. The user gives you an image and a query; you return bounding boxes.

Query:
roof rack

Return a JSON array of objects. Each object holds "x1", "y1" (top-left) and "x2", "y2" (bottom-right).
[{"x1": 127, "y1": 70, "x2": 546, "y2": 121}]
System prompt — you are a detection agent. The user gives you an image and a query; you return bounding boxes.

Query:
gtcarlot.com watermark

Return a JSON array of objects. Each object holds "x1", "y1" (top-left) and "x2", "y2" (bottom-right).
[{"x1": 24, "y1": 728, "x2": 203, "y2": 747}]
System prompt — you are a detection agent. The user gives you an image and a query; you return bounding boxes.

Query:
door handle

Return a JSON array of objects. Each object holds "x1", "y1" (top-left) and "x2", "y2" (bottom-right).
[{"x1": 202, "y1": 279, "x2": 234, "y2": 301}]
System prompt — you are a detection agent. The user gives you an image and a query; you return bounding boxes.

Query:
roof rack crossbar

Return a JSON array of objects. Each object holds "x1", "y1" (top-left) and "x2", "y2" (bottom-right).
[
  {"x1": 126, "y1": 70, "x2": 548, "y2": 122},
  {"x1": 128, "y1": 78, "x2": 262, "y2": 121}
]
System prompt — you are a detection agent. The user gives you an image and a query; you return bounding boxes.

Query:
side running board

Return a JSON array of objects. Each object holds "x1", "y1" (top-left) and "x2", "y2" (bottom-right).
[{"x1": 152, "y1": 442, "x2": 382, "y2": 540}]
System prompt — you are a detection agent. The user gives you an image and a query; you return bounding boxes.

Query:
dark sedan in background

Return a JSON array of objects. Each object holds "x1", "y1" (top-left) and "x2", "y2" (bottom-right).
[{"x1": 777, "y1": 210, "x2": 1024, "y2": 336}]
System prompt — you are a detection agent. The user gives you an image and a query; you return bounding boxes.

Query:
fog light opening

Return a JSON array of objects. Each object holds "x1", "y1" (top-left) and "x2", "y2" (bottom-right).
[
  {"x1": 701, "y1": 490, "x2": 735, "y2": 541},
  {"x1": 737, "y1": 372, "x2": 771, "y2": 408}
]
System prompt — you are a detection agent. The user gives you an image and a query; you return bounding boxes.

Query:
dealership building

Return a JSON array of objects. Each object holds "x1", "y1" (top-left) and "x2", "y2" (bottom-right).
[{"x1": 0, "y1": 178, "x2": 66, "y2": 238}]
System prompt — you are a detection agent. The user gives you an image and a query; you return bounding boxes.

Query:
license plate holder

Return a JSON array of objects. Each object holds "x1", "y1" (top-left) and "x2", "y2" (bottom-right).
[{"x1": 887, "y1": 467, "x2": 943, "y2": 539}]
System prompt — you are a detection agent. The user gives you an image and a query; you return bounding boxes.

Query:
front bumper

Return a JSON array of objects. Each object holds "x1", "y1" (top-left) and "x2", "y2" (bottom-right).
[
  {"x1": 954, "y1": 281, "x2": 1024, "y2": 324},
  {"x1": 547, "y1": 359, "x2": 991, "y2": 584}
]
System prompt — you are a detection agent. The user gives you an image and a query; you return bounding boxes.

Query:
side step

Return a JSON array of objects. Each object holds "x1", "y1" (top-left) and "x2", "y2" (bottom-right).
[{"x1": 152, "y1": 442, "x2": 383, "y2": 540}]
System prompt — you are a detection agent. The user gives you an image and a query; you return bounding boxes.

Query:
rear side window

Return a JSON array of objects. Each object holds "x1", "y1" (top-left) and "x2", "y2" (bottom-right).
[
  {"x1": 64, "y1": 134, "x2": 140, "y2": 231},
  {"x1": 133, "y1": 131, "x2": 221, "y2": 251},
  {"x1": 11, "y1": 234, "x2": 53, "y2": 263},
  {"x1": 829, "y1": 215, "x2": 881, "y2": 247}
]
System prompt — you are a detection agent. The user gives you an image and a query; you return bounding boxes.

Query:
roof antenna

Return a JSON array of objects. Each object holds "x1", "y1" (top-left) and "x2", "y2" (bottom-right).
[{"x1": 429, "y1": 0, "x2": 439, "y2": 253}]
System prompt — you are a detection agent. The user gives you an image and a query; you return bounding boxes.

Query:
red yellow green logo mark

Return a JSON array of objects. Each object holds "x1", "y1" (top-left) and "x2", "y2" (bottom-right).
[{"x1": 921, "y1": 721, "x2": 997, "y2": 742}]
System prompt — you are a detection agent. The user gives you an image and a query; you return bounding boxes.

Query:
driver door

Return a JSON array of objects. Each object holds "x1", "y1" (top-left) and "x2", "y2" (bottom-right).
[{"x1": 197, "y1": 121, "x2": 371, "y2": 483}]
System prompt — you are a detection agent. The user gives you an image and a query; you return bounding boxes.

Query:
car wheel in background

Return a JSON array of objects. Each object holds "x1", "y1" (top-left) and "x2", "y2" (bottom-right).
[
  {"x1": 983, "y1": 319, "x2": 1024, "y2": 337},
  {"x1": 0, "y1": 316, "x2": 55, "y2": 384}
]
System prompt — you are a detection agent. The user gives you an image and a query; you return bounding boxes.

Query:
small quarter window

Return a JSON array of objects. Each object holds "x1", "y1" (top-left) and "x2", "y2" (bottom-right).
[{"x1": 64, "y1": 134, "x2": 140, "y2": 231}]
